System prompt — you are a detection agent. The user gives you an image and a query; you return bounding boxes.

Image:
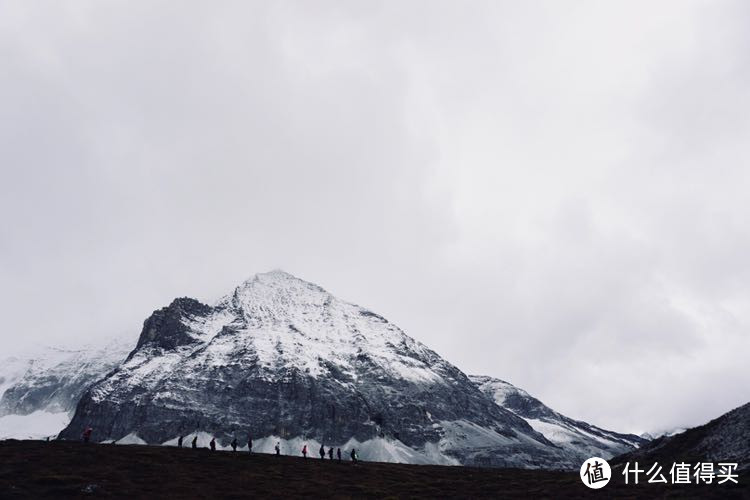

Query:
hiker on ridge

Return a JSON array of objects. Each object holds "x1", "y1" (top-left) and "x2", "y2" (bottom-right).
[
  {"x1": 82, "y1": 427, "x2": 93, "y2": 443},
  {"x1": 337, "y1": 448, "x2": 342, "y2": 462},
  {"x1": 319, "y1": 444, "x2": 325, "y2": 459},
  {"x1": 328, "y1": 447, "x2": 334, "y2": 460},
  {"x1": 302, "y1": 444, "x2": 308, "y2": 458},
  {"x1": 192, "y1": 436, "x2": 198, "y2": 449},
  {"x1": 275, "y1": 442, "x2": 281, "y2": 455},
  {"x1": 231, "y1": 438, "x2": 238, "y2": 452},
  {"x1": 350, "y1": 448, "x2": 358, "y2": 463},
  {"x1": 178, "y1": 436, "x2": 183, "y2": 448}
]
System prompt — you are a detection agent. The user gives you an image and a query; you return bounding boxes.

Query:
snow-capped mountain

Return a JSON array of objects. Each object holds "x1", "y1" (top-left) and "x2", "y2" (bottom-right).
[
  {"x1": 0, "y1": 340, "x2": 132, "y2": 439},
  {"x1": 4, "y1": 270, "x2": 643, "y2": 468},
  {"x1": 470, "y1": 375, "x2": 646, "y2": 462},
  {"x1": 58, "y1": 270, "x2": 604, "y2": 468}
]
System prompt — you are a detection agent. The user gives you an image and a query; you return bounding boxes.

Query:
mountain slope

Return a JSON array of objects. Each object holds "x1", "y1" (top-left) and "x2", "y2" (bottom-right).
[
  {"x1": 470, "y1": 375, "x2": 646, "y2": 462},
  {"x1": 60, "y1": 271, "x2": 581, "y2": 468},
  {"x1": 612, "y1": 401, "x2": 750, "y2": 470}
]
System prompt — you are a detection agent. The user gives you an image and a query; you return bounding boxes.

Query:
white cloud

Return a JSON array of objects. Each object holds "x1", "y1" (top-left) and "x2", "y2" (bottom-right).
[{"x1": 1, "y1": 0, "x2": 749, "y2": 434}]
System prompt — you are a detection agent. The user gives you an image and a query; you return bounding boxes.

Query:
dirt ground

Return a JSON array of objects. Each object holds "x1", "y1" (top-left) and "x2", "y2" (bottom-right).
[{"x1": 0, "y1": 440, "x2": 746, "y2": 499}]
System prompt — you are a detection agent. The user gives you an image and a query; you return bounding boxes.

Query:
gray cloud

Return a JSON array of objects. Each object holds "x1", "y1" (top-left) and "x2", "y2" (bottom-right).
[{"x1": 1, "y1": 0, "x2": 749, "y2": 434}]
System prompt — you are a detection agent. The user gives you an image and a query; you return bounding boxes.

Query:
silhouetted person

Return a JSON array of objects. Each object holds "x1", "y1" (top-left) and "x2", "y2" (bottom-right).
[
  {"x1": 178, "y1": 436, "x2": 183, "y2": 448},
  {"x1": 275, "y1": 442, "x2": 280, "y2": 455},
  {"x1": 210, "y1": 437, "x2": 216, "y2": 451},
  {"x1": 231, "y1": 438, "x2": 238, "y2": 452},
  {"x1": 192, "y1": 436, "x2": 198, "y2": 449},
  {"x1": 350, "y1": 448, "x2": 357, "y2": 463},
  {"x1": 337, "y1": 448, "x2": 341, "y2": 462},
  {"x1": 328, "y1": 447, "x2": 334, "y2": 460},
  {"x1": 82, "y1": 427, "x2": 92, "y2": 443},
  {"x1": 319, "y1": 444, "x2": 325, "y2": 459},
  {"x1": 302, "y1": 444, "x2": 307, "y2": 458},
  {"x1": 248, "y1": 437, "x2": 253, "y2": 453}
]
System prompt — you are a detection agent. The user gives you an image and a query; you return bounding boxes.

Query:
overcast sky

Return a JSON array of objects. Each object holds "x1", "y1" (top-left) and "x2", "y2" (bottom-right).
[{"x1": 2, "y1": 0, "x2": 749, "y2": 435}]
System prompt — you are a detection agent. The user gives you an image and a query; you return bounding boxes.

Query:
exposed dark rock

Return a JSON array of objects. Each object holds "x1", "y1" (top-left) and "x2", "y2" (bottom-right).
[{"x1": 134, "y1": 298, "x2": 213, "y2": 352}]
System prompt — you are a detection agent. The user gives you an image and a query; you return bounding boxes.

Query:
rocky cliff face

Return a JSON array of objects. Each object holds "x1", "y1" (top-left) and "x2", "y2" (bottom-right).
[
  {"x1": 59, "y1": 271, "x2": 585, "y2": 467},
  {"x1": 470, "y1": 375, "x2": 646, "y2": 463}
]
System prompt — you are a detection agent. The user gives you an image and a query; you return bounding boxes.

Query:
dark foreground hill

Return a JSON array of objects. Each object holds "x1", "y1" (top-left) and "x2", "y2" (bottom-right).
[
  {"x1": 0, "y1": 441, "x2": 747, "y2": 499},
  {"x1": 612, "y1": 402, "x2": 750, "y2": 473}
]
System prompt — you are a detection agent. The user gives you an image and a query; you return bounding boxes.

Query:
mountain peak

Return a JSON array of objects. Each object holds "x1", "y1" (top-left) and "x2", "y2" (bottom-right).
[
  {"x1": 255, "y1": 268, "x2": 297, "y2": 280},
  {"x1": 235, "y1": 270, "x2": 326, "y2": 295},
  {"x1": 242, "y1": 269, "x2": 302, "y2": 284},
  {"x1": 226, "y1": 270, "x2": 331, "y2": 316}
]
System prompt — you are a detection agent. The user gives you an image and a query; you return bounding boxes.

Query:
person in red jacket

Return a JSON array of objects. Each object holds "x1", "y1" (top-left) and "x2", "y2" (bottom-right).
[
  {"x1": 302, "y1": 444, "x2": 307, "y2": 458},
  {"x1": 82, "y1": 427, "x2": 93, "y2": 443}
]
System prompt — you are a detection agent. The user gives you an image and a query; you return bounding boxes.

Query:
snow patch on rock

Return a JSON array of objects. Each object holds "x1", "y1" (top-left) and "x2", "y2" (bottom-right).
[{"x1": 114, "y1": 433, "x2": 148, "y2": 445}]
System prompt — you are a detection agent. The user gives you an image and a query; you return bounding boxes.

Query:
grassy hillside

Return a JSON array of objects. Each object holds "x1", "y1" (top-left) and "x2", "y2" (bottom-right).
[{"x1": 0, "y1": 440, "x2": 746, "y2": 498}]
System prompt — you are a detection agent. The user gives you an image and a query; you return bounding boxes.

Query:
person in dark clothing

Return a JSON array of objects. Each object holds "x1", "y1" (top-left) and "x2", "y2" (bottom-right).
[
  {"x1": 319, "y1": 444, "x2": 325, "y2": 459},
  {"x1": 231, "y1": 438, "x2": 238, "y2": 452},
  {"x1": 248, "y1": 437, "x2": 253, "y2": 453},
  {"x1": 275, "y1": 442, "x2": 280, "y2": 455},
  {"x1": 191, "y1": 436, "x2": 198, "y2": 449},
  {"x1": 302, "y1": 444, "x2": 307, "y2": 458},
  {"x1": 82, "y1": 427, "x2": 92, "y2": 443},
  {"x1": 177, "y1": 436, "x2": 183, "y2": 448},
  {"x1": 337, "y1": 448, "x2": 342, "y2": 462},
  {"x1": 210, "y1": 437, "x2": 216, "y2": 451},
  {"x1": 350, "y1": 448, "x2": 357, "y2": 463},
  {"x1": 328, "y1": 447, "x2": 334, "y2": 460}
]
